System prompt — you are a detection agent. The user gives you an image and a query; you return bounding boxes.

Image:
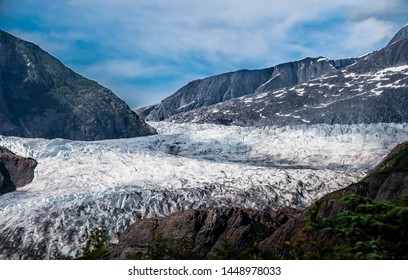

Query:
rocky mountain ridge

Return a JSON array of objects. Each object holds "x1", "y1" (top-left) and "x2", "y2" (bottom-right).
[
  {"x1": 0, "y1": 30, "x2": 156, "y2": 140},
  {"x1": 167, "y1": 38, "x2": 408, "y2": 126},
  {"x1": 139, "y1": 57, "x2": 357, "y2": 121},
  {"x1": 141, "y1": 25, "x2": 408, "y2": 127},
  {"x1": 388, "y1": 24, "x2": 408, "y2": 46}
]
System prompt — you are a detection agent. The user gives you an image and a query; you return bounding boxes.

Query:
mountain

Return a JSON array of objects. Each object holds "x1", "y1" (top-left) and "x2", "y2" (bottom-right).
[
  {"x1": 167, "y1": 37, "x2": 408, "y2": 126},
  {"x1": 1, "y1": 25, "x2": 408, "y2": 260},
  {"x1": 140, "y1": 57, "x2": 357, "y2": 121},
  {"x1": 0, "y1": 30, "x2": 156, "y2": 140}
]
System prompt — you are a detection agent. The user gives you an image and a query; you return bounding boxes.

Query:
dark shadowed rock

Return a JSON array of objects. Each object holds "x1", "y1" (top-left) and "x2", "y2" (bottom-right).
[
  {"x1": 110, "y1": 207, "x2": 300, "y2": 259},
  {"x1": 0, "y1": 30, "x2": 156, "y2": 140},
  {"x1": 0, "y1": 146, "x2": 37, "y2": 195},
  {"x1": 0, "y1": 162, "x2": 15, "y2": 196}
]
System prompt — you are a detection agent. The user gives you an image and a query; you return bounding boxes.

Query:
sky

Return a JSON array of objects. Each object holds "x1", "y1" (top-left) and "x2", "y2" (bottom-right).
[{"x1": 0, "y1": 0, "x2": 407, "y2": 109}]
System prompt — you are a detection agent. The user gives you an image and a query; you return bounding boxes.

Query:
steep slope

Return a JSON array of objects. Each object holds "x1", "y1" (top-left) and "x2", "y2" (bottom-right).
[
  {"x1": 388, "y1": 24, "x2": 408, "y2": 45},
  {"x1": 168, "y1": 38, "x2": 408, "y2": 126},
  {"x1": 0, "y1": 30, "x2": 156, "y2": 140},
  {"x1": 141, "y1": 57, "x2": 357, "y2": 121}
]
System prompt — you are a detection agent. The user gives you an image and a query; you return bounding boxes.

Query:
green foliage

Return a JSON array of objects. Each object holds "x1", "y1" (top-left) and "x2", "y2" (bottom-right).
[
  {"x1": 146, "y1": 231, "x2": 273, "y2": 260},
  {"x1": 305, "y1": 195, "x2": 408, "y2": 259},
  {"x1": 213, "y1": 241, "x2": 271, "y2": 260},
  {"x1": 146, "y1": 232, "x2": 200, "y2": 260},
  {"x1": 52, "y1": 227, "x2": 109, "y2": 260},
  {"x1": 77, "y1": 228, "x2": 109, "y2": 260}
]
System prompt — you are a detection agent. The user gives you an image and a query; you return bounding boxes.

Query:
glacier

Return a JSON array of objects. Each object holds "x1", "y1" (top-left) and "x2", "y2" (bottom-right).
[{"x1": 0, "y1": 122, "x2": 408, "y2": 259}]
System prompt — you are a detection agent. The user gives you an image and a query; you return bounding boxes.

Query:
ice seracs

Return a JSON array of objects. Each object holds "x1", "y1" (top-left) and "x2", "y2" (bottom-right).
[{"x1": 1, "y1": 122, "x2": 408, "y2": 259}]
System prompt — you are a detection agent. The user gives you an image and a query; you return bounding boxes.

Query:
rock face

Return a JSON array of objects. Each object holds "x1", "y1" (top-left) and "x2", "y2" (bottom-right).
[
  {"x1": 0, "y1": 163, "x2": 15, "y2": 196},
  {"x1": 0, "y1": 30, "x2": 156, "y2": 140},
  {"x1": 168, "y1": 37, "x2": 408, "y2": 126},
  {"x1": 0, "y1": 146, "x2": 37, "y2": 196},
  {"x1": 388, "y1": 24, "x2": 408, "y2": 46},
  {"x1": 141, "y1": 57, "x2": 356, "y2": 121},
  {"x1": 110, "y1": 207, "x2": 300, "y2": 259}
]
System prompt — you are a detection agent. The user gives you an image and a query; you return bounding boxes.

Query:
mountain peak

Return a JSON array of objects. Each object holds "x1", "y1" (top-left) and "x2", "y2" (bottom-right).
[{"x1": 388, "y1": 24, "x2": 408, "y2": 45}]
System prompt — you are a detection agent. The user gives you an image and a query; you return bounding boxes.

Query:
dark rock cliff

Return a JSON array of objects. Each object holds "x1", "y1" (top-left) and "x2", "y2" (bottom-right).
[
  {"x1": 0, "y1": 146, "x2": 37, "y2": 196},
  {"x1": 0, "y1": 30, "x2": 156, "y2": 140},
  {"x1": 110, "y1": 206, "x2": 300, "y2": 259}
]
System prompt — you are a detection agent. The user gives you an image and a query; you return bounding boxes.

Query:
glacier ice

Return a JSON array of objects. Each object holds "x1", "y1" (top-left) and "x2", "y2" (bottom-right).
[{"x1": 0, "y1": 122, "x2": 408, "y2": 259}]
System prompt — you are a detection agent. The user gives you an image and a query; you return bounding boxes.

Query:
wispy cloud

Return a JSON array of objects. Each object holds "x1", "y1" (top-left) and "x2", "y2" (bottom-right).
[{"x1": 1, "y1": 0, "x2": 407, "y2": 108}]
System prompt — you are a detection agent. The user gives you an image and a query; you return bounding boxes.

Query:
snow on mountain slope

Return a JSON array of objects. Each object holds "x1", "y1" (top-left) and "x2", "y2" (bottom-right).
[
  {"x1": 168, "y1": 40, "x2": 408, "y2": 126},
  {"x1": 0, "y1": 122, "x2": 408, "y2": 259}
]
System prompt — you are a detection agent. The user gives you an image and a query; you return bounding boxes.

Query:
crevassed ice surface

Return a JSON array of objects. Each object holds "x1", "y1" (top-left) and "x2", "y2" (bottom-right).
[{"x1": 0, "y1": 122, "x2": 408, "y2": 259}]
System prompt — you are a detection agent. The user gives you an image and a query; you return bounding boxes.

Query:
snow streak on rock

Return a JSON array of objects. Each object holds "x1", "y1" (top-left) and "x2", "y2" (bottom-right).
[{"x1": 0, "y1": 122, "x2": 408, "y2": 259}]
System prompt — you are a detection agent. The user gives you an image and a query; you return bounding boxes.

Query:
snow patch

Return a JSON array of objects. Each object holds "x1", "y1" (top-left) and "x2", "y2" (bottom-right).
[{"x1": 177, "y1": 100, "x2": 195, "y2": 110}]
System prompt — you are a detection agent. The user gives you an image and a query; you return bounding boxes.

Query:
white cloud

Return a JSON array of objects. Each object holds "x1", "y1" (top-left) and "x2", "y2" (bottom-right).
[
  {"x1": 348, "y1": 0, "x2": 408, "y2": 21},
  {"x1": 59, "y1": 1, "x2": 400, "y2": 63},
  {"x1": 82, "y1": 60, "x2": 171, "y2": 80},
  {"x1": 343, "y1": 18, "x2": 394, "y2": 53}
]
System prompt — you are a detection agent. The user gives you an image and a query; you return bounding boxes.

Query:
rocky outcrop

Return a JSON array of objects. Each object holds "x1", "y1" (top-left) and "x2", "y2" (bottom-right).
[
  {"x1": 0, "y1": 30, "x2": 156, "y2": 140},
  {"x1": 141, "y1": 57, "x2": 357, "y2": 121},
  {"x1": 0, "y1": 146, "x2": 37, "y2": 195},
  {"x1": 110, "y1": 206, "x2": 300, "y2": 259},
  {"x1": 0, "y1": 163, "x2": 15, "y2": 196}
]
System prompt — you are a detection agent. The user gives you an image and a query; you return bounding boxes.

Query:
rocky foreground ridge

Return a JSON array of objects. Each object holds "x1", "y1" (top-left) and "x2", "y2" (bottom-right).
[
  {"x1": 0, "y1": 146, "x2": 37, "y2": 196},
  {"x1": 110, "y1": 140, "x2": 408, "y2": 259},
  {"x1": 0, "y1": 30, "x2": 156, "y2": 140}
]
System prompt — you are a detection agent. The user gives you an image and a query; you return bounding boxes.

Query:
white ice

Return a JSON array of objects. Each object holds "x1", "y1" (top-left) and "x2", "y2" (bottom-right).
[{"x1": 1, "y1": 122, "x2": 408, "y2": 258}]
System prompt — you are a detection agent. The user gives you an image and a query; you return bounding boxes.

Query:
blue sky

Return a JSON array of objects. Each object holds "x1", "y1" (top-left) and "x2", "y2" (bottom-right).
[{"x1": 1, "y1": 0, "x2": 407, "y2": 109}]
